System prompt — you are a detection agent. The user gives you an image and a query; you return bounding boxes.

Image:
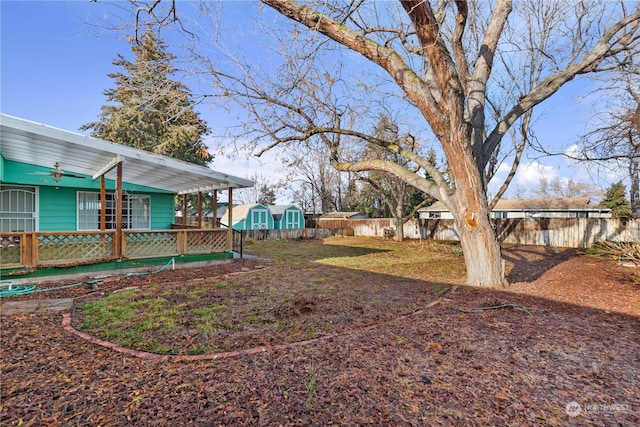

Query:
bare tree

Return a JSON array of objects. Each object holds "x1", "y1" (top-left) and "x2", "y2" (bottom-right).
[
  {"x1": 127, "y1": 0, "x2": 640, "y2": 287},
  {"x1": 530, "y1": 177, "x2": 602, "y2": 200},
  {"x1": 355, "y1": 115, "x2": 433, "y2": 241},
  {"x1": 234, "y1": 172, "x2": 283, "y2": 205},
  {"x1": 284, "y1": 141, "x2": 352, "y2": 214},
  {"x1": 573, "y1": 57, "x2": 640, "y2": 217}
]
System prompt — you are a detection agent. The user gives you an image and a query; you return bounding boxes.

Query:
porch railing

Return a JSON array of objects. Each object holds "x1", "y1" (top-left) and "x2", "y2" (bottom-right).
[{"x1": 1, "y1": 228, "x2": 231, "y2": 269}]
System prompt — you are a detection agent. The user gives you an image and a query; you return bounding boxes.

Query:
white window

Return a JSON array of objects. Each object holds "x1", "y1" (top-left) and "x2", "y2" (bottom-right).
[
  {"x1": 77, "y1": 192, "x2": 150, "y2": 230},
  {"x1": 0, "y1": 185, "x2": 37, "y2": 232}
]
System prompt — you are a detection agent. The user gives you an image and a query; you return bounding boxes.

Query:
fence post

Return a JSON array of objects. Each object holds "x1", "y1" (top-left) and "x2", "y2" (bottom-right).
[{"x1": 21, "y1": 233, "x2": 35, "y2": 267}]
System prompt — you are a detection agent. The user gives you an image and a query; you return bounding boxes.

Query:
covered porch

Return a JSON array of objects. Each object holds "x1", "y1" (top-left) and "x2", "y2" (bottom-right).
[{"x1": 0, "y1": 114, "x2": 253, "y2": 271}]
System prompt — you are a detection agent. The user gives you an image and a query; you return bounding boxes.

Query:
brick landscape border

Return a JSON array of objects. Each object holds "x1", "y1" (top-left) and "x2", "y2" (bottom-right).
[{"x1": 61, "y1": 300, "x2": 442, "y2": 361}]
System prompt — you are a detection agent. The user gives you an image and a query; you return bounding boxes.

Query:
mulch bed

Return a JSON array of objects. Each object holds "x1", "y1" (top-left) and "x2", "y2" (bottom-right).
[{"x1": 1, "y1": 245, "x2": 639, "y2": 426}]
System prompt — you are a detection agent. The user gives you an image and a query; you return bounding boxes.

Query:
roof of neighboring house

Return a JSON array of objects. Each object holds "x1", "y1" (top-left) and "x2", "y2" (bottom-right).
[
  {"x1": 219, "y1": 203, "x2": 269, "y2": 222},
  {"x1": 419, "y1": 197, "x2": 611, "y2": 212},
  {"x1": 0, "y1": 114, "x2": 253, "y2": 195},
  {"x1": 318, "y1": 211, "x2": 367, "y2": 220}
]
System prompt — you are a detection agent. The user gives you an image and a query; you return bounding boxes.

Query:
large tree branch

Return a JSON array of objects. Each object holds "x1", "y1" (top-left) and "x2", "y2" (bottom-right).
[
  {"x1": 400, "y1": 0, "x2": 462, "y2": 138},
  {"x1": 466, "y1": 0, "x2": 512, "y2": 156},
  {"x1": 262, "y1": 0, "x2": 445, "y2": 133},
  {"x1": 488, "y1": 110, "x2": 530, "y2": 209},
  {"x1": 452, "y1": 0, "x2": 469, "y2": 91},
  {"x1": 334, "y1": 158, "x2": 444, "y2": 202},
  {"x1": 258, "y1": 124, "x2": 448, "y2": 190},
  {"x1": 483, "y1": 11, "x2": 640, "y2": 166}
]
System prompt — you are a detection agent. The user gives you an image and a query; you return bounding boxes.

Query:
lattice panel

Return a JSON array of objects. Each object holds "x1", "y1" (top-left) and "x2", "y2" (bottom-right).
[
  {"x1": 1, "y1": 234, "x2": 22, "y2": 266},
  {"x1": 124, "y1": 232, "x2": 178, "y2": 257},
  {"x1": 38, "y1": 233, "x2": 113, "y2": 263},
  {"x1": 186, "y1": 230, "x2": 227, "y2": 254}
]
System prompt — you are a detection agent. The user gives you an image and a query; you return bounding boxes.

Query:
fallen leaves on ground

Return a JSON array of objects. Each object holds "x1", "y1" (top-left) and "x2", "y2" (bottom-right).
[{"x1": 1, "y1": 242, "x2": 639, "y2": 426}]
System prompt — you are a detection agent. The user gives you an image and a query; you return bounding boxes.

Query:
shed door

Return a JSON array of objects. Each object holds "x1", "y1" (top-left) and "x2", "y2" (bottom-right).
[
  {"x1": 285, "y1": 210, "x2": 299, "y2": 228},
  {"x1": 252, "y1": 210, "x2": 267, "y2": 229},
  {"x1": 0, "y1": 186, "x2": 37, "y2": 232}
]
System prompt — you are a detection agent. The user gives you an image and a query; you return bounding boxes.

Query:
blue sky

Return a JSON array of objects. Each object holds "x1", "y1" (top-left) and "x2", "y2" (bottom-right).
[{"x1": 1, "y1": 1, "x2": 625, "y2": 202}]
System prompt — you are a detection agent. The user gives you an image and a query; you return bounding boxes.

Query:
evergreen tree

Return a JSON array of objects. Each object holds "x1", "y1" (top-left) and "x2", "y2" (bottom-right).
[
  {"x1": 601, "y1": 181, "x2": 632, "y2": 218},
  {"x1": 256, "y1": 184, "x2": 277, "y2": 206},
  {"x1": 82, "y1": 28, "x2": 211, "y2": 165}
]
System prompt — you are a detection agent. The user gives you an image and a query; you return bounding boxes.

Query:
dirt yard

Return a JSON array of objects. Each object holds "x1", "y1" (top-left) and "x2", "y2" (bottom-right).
[{"x1": 1, "y1": 239, "x2": 638, "y2": 426}]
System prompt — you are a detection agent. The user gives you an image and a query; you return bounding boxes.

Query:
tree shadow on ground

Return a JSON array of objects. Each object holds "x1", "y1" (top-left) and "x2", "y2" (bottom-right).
[
  {"x1": 1, "y1": 250, "x2": 638, "y2": 427},
  {"x1": 502, "y1": 244, "x2": 576, "y2": 283}
]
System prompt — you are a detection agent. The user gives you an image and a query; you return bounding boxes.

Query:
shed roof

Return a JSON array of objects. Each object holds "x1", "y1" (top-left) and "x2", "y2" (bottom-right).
[
  {"x1": 419, "y1": 197, "x2": 610, "y2": 212},
  {"x1": 269, "y1": 204, "x2": 301, "y2": 217},
  {"x1": 0, "y1": 114, "x2": 253, "y2": 195},
  {"x1": 219, "y1": 203, "x2": 269, "y2": 222}
]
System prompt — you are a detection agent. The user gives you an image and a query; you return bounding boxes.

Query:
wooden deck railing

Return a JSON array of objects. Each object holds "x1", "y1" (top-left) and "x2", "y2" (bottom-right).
[{"x1": 0, "y1": 228, "x2": 230, "y2": 269}]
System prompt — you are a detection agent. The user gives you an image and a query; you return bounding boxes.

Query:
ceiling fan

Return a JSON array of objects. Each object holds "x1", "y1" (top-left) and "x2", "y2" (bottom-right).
[{"x1": 28, "y1": 162, "x2": 86, "y2": 182}]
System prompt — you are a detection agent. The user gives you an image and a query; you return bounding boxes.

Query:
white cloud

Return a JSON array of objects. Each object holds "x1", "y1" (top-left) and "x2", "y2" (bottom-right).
[{"x1": 515, "y1": 161, "x2": 559, "y2": 187}]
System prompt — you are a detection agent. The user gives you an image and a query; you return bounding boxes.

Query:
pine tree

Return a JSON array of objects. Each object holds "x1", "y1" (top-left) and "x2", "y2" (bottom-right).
[
  {"x1": 82, "y1": 28, "x2": 211, "y2": 166},
  {"x1": 601, "y1": 181, "x2": 632, "y2": 218}
]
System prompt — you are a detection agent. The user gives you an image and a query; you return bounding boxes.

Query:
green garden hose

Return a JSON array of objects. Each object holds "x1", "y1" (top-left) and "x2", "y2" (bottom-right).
[{"x1": 0, "y1": 257, "x2": 176, "y2": 298}]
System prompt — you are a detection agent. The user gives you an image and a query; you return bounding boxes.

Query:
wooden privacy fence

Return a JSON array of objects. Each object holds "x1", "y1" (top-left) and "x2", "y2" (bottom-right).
[
  {"x1": 0, "y1": 229, "x2": 229, "y2": 269},
  {"x1": 317, "y1": 218, "x2": 640, "y2": 249},
  {"x1": 241, "y1": 228, "x2": 351, "y2": 241}
]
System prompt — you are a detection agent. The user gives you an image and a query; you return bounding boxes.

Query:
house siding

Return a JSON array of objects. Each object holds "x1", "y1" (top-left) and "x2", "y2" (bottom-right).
[
  {"x1": 1, "y1": 160, "x2": 178, "y2": 232},
  {"x1": 150, "y1": 194, "x2": 176, "y2": 229},
  {"x1": 39, "y1": 186, "x2": 77, "y2": 231}
]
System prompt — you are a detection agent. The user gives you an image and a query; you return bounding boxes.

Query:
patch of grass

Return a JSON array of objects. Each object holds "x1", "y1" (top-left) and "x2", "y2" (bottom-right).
[
  {"x1": 305, "y1": 363, "x2": 319, "y2": 410},
  {"x1": 76, "y1": 237, "x2": 464, "y2": 355}
]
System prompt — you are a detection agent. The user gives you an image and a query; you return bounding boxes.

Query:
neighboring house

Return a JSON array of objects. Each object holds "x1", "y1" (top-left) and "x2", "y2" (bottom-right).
[
  {"x1": 271, "y1": 205, "x2": 305, "y2": 230},
  {"x1": 219, "y1": 204, "x2": 274, "y2": 230},
  {"x1": 318, "y1": 211, "x2": 368, "y2": 221},
  {"x1": 418, "y1": 197, "x2": 612, "y2": 220},
  {"x1": 1, "y1": 114, "x2": 253, "y2": 268}
]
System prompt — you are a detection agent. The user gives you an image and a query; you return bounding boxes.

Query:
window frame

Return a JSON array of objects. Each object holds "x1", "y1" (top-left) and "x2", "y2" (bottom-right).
[{"x1": 77, "y1": 191, "x2": 151, "y2": 231}]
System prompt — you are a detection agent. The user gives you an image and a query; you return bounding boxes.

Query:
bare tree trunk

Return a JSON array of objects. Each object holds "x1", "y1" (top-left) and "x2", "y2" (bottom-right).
[
  {"x1": 394, "y1": 203, "x2": 404, "y2": 242},
  {"x1": 630, "y1": 152, "x2": 639, "y2": 218},
  {"x1": 456, "y1": 210, "x2": 506, "y2": 288},
  {"x1": 445, "y1": 133, "x2": 507, "y2": 287}
]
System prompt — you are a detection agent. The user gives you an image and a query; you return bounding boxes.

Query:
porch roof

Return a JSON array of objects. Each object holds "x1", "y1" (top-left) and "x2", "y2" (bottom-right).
[{"x1": 0, "y1": 114, "x2": 253, "y2": 195}]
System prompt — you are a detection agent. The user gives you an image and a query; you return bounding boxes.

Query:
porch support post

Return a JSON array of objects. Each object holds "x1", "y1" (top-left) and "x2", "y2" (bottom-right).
[
  {"x1": 100, "y1": 175, "x2": 106, "y2": 231},
  {"x1": 182, "y1": 195, "x2": 187, "y2": 226},
  {"x1": 227, "y1": 187, "x2": 233, "y2": 252},
  {"x1": 197, "y1": 191, "x2": 203, "y2": 229},
  {"x1": 212, "y1": 190, "x2": 218, "y2": 228},
  {"x1": 115, "y1": 161, "x2": 123, "y2": 258}
]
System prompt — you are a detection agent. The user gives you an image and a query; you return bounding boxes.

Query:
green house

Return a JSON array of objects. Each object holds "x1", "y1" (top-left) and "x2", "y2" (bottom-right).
[
  {"x1": 219, "y1": 204, "x2": 274, "y2": 230},
  {"x1": 0, "y1": 114, "x2": 252, "y2": 233},
  {"x1": 1, "y1": 114, "x2": 253, "y2": 268},
  {"x1": 271, "y1": 205, "x2": 305, "y2": 229}
]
